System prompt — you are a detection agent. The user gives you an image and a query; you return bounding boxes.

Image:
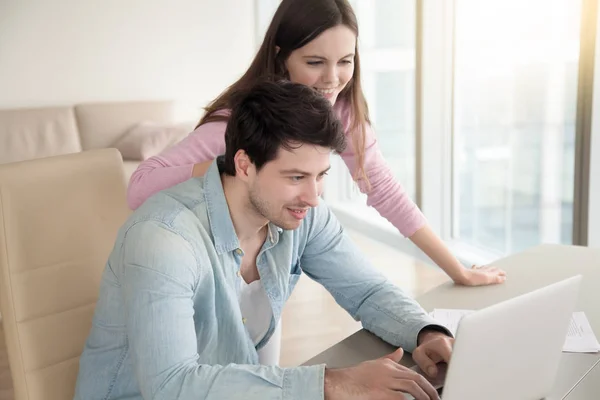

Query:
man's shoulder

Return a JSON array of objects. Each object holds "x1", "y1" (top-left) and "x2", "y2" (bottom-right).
[
  {"x1": 124, "y1": 178, "x2": 212, "y2": 241},
  {"x1": 308, "y1": 199, "x2": 337, "y2": 223},
  {"x1": 288, "y1": 200, "x2": 341, "y2": 242}
]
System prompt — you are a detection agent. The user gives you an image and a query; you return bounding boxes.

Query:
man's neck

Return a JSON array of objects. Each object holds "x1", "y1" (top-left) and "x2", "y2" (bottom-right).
[{"x1": 221, "y1": 174, "x2": 268, "y2": 243}]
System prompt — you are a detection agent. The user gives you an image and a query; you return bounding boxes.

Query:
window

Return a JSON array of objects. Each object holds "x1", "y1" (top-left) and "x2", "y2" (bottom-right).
[
  {"x1": 358, "y1": 0, "x2": 417, "y2": 202},
  {"x1": 326, "y1": 1, "x2": 417, "y2": 236},
  {"x1": 253, "y1": 1, "x2": 418, "y2": 225},
  {"x1": 588, "y1": 7, "x2": 600, "y2": 249},
  {"x1": 254, "y1": 0, "x2": 598, "y2": 261},
  {"x1": 452, "y1": 0, "x2": 582, "y2": 254}
]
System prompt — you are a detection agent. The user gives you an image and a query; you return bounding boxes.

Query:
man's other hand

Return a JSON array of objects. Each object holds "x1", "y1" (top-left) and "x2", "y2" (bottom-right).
[{"x1": 413, "y1": 330, "x2": 454, "y2": 378}]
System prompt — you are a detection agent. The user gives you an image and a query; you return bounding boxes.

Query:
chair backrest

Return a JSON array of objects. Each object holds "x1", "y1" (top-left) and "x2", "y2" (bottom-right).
[{"x1": 0, "y1": 148, "x2": 131, "y2": 400}]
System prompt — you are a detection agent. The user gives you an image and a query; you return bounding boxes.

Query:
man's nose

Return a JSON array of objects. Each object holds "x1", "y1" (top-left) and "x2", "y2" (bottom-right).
[{"x1": 301, "y1": 181, "x2": 320, "y2": 207}]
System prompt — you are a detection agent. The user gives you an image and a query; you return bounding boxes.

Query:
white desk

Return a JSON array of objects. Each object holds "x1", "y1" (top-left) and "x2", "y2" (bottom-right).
[
  {"x1": 563, "y1": 358, "x2": 600, "y2": 399},
  {"x1": 303, "y1": 244, "x2": 600, "y2": 399}
]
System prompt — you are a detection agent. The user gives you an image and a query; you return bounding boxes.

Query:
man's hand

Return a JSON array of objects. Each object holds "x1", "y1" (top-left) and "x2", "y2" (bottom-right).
[
  {"x1": 413, "y1": 330, "x2": 454, "y2": 378},
  {"x1": 457, "y1": 265, "x2": 506, "y2": 286},
  {"x1": 324, "y1": 348, "x2": 440, "y2": 400}
]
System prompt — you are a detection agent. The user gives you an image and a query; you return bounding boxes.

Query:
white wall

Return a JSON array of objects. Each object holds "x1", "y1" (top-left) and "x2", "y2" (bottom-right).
[
  {"x1": 0, "y1": 0, "x2": 257, "y2": 121},
  {"x1": 255, "y1": 0, "x2": 280, "y2": 44}
]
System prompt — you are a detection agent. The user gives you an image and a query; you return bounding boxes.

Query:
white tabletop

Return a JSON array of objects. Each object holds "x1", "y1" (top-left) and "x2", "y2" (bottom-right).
[
  {"x1": 303, "y1": 244, "x2": 600, "y2": 398},
  {"x1": 563, "y1": 358, "x2": 600, "y2": 399}
]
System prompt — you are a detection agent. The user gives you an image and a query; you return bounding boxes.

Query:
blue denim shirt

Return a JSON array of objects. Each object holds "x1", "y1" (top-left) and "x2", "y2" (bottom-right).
[{"x1": 74, "y1": 160, "x2": 445, "y2": 400}]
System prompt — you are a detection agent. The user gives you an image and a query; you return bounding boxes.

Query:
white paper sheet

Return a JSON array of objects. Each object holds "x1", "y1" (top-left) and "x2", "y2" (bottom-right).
[
  {"x1": 429, "y1": 308, "x2": 600, "y2": 353},
  {"x1": 562, "y1": 311, "x2": 600, "y2": 353},
  {"x1": 429, "y1": 308, "x2": 474, "y2": 336}
]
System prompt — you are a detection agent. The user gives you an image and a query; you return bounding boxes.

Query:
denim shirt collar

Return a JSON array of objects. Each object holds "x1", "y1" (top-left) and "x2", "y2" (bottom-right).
[{"x1": 203, "y1": 159, "x2": 282, "y2": 255}]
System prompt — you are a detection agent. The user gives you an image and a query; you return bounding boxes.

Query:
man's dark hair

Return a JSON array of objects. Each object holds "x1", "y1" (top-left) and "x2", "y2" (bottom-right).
[{"x1": 221, "y1": 79, "x2": 346, "y2": 176}]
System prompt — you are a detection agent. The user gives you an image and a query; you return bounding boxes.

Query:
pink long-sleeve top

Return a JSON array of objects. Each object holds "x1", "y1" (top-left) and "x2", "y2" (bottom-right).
[{"x1": 127, "y1": 101, "x2": 427, "y2": 237}]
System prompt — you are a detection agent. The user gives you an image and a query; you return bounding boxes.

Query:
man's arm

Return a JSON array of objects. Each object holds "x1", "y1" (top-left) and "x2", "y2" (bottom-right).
[
  {"x1": 120, "y1": 220, "x2": 324, "y2": 399},
  {"x1": 299, "y1": 203, "x2": 451, "y2": 353}
]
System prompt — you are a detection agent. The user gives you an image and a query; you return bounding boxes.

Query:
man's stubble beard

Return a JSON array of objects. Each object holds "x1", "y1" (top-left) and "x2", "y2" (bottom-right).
[{"x1": 248, "y1": 184, "x2": 298, "y2": 231}]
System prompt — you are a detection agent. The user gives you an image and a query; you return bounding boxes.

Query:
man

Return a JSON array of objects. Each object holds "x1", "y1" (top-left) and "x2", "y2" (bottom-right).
[{"x1": 74, "y1": 80, "x2": 453, "y2": 400}]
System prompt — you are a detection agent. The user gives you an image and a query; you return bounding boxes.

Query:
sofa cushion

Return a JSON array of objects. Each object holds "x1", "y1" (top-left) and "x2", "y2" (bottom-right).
[
  {"x1": 0, "y1": 107, "x2": 82, "y2": 164},
  {"x1": 112, "y1": 121, "x2": 191, "y2": 161},
  {"x1": 122, "y1": 160, "x2": 141, "y2": 184},
  {"x1": 74, "y1": 101, "x2": 175, "y2": 151}
]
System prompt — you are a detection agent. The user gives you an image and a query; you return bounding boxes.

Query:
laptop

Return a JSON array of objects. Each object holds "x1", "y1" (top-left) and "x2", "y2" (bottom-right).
[{"x1": 405, "y1": 275, "x2": 582, "y2": 400}]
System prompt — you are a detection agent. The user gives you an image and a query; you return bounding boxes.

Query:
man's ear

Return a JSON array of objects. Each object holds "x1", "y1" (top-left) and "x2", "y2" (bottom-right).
[
  {"x1": 234, "y1": 150, "x2": 254, "y2": 181},
  {"x1": 275, "y1": 45, "x2": 280, "y2": 54}
]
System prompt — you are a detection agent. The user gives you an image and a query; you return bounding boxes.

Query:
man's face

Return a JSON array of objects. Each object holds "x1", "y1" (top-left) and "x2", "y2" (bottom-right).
[{"x1": 246, "y1": 144, "x2": 331, "y2": 230}]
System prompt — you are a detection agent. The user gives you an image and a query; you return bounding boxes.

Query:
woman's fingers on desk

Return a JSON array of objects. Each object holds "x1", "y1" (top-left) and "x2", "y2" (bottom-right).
[{"x1": 461, "y1": 265, "x2": 507, "y2": 286}]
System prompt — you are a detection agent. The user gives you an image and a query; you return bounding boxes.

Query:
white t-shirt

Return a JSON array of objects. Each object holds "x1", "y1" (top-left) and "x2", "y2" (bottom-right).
[{"x1": 239, "y1": 278, "x2": 281, "y2": 365}]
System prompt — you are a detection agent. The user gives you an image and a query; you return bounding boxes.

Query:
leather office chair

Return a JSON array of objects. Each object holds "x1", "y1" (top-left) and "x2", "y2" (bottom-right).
[{"x1": 0, "y1": 148, "x2": 130, "y2": 399}]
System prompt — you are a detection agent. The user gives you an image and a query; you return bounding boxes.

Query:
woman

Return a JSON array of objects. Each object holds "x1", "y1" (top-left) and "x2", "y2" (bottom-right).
[{"x1": 127, "y1": 0, "x2": 506, "y2": 286}]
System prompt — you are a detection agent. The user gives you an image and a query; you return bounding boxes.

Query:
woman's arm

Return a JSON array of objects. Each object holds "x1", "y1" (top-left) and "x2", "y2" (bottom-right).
[
  {"x1": 126, "y1": 120, "x2": 227, "y2": 209},
  {"x1": 338, "y1": 113, "x2": 505, "y2": 286},
  {"x1": 409, "y1": 225, "x2": 506, "y2": 285}
]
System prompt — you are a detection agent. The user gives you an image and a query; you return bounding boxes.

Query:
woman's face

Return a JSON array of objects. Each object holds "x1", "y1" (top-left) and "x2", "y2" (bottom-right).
[{"x1": 284, "y1": 24, "x2": 357, "y2": 105}]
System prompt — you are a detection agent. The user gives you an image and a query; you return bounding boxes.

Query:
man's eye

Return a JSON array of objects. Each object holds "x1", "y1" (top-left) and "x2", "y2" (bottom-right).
[{"x1": 290, "y1": 176, "x2": 303, "y2": 182}]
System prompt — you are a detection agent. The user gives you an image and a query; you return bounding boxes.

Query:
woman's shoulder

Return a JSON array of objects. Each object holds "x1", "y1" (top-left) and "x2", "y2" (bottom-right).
[
  {"x1": 333, "y1": 97, "x2": 372, "y2": 137},
  {"x1": 333, "y1": 98, "x2": 353, "y2": 133},
  {"x1": 191, "y1": 109, "x2": 231, "y2": 133},
  {"x1": 333, "y1": 98, "x2": 351, "y2": 116}
]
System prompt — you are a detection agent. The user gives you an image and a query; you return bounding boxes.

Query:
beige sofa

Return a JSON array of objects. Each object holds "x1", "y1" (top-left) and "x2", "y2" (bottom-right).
[{"x1": 0, "y1": 100, "x2": 193, "y2": 182}]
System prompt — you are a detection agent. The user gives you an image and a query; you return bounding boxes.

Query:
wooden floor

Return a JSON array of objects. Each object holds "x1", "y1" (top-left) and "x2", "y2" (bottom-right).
[{"x1": 0, "y1": 229, "x2": 449, "y2": 397}]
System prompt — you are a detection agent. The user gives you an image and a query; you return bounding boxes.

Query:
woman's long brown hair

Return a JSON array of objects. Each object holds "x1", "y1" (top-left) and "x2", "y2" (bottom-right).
[{"x1": 197, "y1": 0, "x2": 370, "y2": 182}]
